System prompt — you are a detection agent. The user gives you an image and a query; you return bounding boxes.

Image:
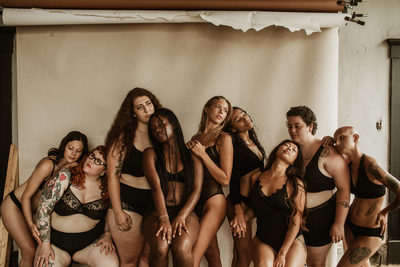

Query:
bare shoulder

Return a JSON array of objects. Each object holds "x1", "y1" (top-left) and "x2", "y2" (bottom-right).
[
  {"x1": 35, "y1": 157, "x2": 56, "y2": 173},
  {"x1": 143, "y1": 147, "x2": 156, "y2": 157},
  {"x1": 321, "y1": 145, "x2": 347, "y2": 165},
  {"x1": 250, "y1": 171, "x2": 261, "y2": 187},
  {"x1": 218, "y1": 132, "x2": 232, "y2": 143},
  {"x1": 363, "y1": 154, "x2": 378, "y2": 167}
]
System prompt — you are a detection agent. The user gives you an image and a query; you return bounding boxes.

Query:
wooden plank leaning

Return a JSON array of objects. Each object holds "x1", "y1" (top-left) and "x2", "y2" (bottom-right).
[{"x1": 0, "y1": 144, "x2": 19, "y2": 267}]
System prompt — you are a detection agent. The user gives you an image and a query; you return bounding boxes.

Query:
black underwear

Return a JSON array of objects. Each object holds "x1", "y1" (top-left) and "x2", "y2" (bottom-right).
[
  {"x1": 8, "y1": 190, "x2": 23, "y2": 212},
  {"x1": 51, "y1": 219, "x2": 105, "y2": 256},
  {"x1": 346, "y1": 218, "x2": 383, "y2": 239},
  {"x1": 109, "y1": 183, "x2": 152, "y2": 216}
]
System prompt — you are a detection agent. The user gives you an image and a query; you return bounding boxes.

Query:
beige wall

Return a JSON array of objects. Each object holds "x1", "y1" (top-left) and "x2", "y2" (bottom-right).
[{"x1": 16, "y1": 23, "x2": 339, "y2": 266}]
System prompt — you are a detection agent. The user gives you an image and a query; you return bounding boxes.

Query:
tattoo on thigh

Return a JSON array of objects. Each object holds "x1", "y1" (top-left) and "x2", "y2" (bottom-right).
[
  {"x1": 365, "y1": 204, "x2": 376, "y2": 216},
  {"x1": 349, "y1": 246, "x2": 371, "y2": 264},
  {"x1": 320, "y1": 147, "x2": 330, "y2": 158}
]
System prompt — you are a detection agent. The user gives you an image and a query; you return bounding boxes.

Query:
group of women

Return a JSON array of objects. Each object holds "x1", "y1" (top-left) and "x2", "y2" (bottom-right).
[{"x1": 1, "y1": 87, "x2": 399, "y2": 267}]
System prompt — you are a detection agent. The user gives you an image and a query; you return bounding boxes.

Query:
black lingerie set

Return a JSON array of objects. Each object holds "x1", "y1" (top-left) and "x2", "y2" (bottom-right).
[
  {"x1": 116, "y1": 145, "x2": 153, "y2": 216},
  {"x1": 8, "y1": 157, "x2": 57, "y2": 212},
  {"x1": 346, "y1": 154, "x2": 385, "y2": 239},
  {"x1": 249, "y1": 179, "x2": 301, "y2": 252},
  {"x1": 303, "y1": 145, "x2": 336, "y2": 247},
  {"x1": 230, "y1": 138, "x2": 263, "y2": 206},
  {"x1": 195, "y1": 143, "x2": 224, "y2": 215},
  {"x1": 51, "y1": 184, "x2": 108, "y2": 256}
]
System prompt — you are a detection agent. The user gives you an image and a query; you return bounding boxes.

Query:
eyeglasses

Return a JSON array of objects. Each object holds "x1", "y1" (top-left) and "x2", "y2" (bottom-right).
[{"x1": 88, "y1": 153, "x2": 107, "y2": 167}]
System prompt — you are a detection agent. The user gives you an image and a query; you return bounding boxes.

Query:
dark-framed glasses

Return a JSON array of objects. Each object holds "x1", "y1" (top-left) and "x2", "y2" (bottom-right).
[{"x1": 88, "y1": 153, "x2": 107, "y2": 167}]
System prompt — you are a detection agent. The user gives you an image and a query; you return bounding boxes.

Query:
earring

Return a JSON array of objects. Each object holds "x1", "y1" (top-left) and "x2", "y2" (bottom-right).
[{"x1": 101, "y1": 172, "x2": 105, "y2": 176}]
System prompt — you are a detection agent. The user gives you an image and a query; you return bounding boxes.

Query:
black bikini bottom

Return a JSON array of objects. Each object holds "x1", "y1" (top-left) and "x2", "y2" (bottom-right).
[
  {"x1": 51, "y1": 219, "x2": 105, "y2": 256},
  {"x1": 8, "y1": 190, "x2": 23, "y2": 212},
  {"x1": 109, "y1": 183, "x2": 153, "y2": 216},
  {"x1": 346, "y1": 218, "x2": 383, "y2": 239}
]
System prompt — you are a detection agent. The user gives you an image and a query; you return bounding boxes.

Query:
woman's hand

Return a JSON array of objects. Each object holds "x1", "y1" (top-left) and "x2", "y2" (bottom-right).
[
  {"x1": 172, "y1": 215, "x2": 188, "y2": 238},
  {"x1": 63, "y1": 162, "x2": 79, "y2": 169},
  {"x1": 186, "y1": 140, "x2": 206, "y2": 158},
  {"x1": 36, "y1": 242, "x2": 55, "y2": 267},
  {"x1": 274, "y1": 251, "x2": 286, "y2": 267},
  {"x1": 321, "y1": 136, "x2": 334, "y2": 148},
  {"x1": 156, "y1": 216, "x2": 172, "y2": 244},
  {"x1": 230, "y1": 210, "x2": 247, "y2": 238},
  {"x1": 376, "y1": 210, "x2": 388, "y2": 235},
  {"x1": 330, "y1": 222, "x2": 344, "y2": 243},
  {"x1": 97, "y1": 232, "x2": 115, "y2": 255},
  {"x1": 114, "y1": 210, "x2": 133, "y2": 231},
  {"x1": 30, "y1": 223, "x2": 42, "y2": 244}
]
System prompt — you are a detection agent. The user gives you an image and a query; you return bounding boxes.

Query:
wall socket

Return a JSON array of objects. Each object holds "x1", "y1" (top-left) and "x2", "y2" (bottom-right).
[{"x1": 376, "y1": 119, "x2": 382, "y2": 131}]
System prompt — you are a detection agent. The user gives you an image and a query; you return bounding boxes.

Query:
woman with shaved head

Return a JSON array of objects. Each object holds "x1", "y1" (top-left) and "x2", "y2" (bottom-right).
[{"x1": 333, "y1": 126, "x2": 400, "y2": 267}]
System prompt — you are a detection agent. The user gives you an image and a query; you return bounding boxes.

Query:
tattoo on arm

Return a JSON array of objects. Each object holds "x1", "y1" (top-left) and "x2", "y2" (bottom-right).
[
  {"x1": 367, "y1": 164, "x2": 384, "y2": 182},
  {"x1": 365, "y1": 203, "x2": 376, "y2": 216},
  {"x1": 115, "y1": 157, "x2": 122, "y2": 177},
  {"x1": 385, "y1": 174, "x2": 400, "y2": 191},
  {"x1": 349, "y1": 246, "x2": 372, "y2": 264},
  {"x1": 367, "y1": 163, "x2": 400, "y2": 191},
  {"x1": 320, "y1": 147, "x2": 330, "y2": 158},
  {"x1": 36, "y1": 170, "x2": 70, "y2": 242},
  {"x1": 336, "y1": 201, "x2": 350, "y2": 208}
]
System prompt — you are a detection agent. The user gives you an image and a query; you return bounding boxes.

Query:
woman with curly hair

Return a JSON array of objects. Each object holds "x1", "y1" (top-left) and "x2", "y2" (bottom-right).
[
  {"x1": 142, "y1": 108, "x2": 203, "y2": 267},
  {"x1": 224, "y1": 107, "x2": 266, "y2": 267},
  {"x1": 105, "y1": 87, "x2": 162, "y2": 266},
  {"x1": 235, "y1": 140, "x2": 307, "y2": 267},
  {"x1": 35, "y1": 145, "x2": 118, "y2": 267},
  {"x1": 186, "y1": 96, "x2": 233, "y2": 267},
  {"x1": 1, "y1": 131, "x2": 88, "y2": 267}
]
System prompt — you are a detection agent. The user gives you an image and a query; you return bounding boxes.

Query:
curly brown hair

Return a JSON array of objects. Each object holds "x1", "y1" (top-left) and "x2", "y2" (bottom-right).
[
  {"x1": 105, "y1": 87, "x2": 162, "y2": 157},
  {"x1": 286, "y1": 105, "x2": 318, "y2": 135},
  {"x1": 70, "y1": 145, "x2": 109, "y2": 200}
]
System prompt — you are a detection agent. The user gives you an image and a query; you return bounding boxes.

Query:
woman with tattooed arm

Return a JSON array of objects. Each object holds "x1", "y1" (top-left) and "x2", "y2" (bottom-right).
[
  {"x1": 333, "y1": 126, "x2": 400, "y2": 267},
  {"x1": 35, "y1": 146, "x2": 118, "y2": 267}
]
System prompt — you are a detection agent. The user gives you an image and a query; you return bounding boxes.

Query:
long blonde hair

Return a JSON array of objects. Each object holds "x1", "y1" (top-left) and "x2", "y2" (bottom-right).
[{"x1": 194, "y1": 96, "x2": 232, "y2": 145}]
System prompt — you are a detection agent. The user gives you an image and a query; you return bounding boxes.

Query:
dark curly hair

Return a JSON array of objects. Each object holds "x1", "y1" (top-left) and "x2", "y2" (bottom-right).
[
  {"x1": 148, "y1": 108, "x2": 194, "y2": 202},
  {"x1": 286, "y1": 105, "x2": 318, "y2": 135},
  {"x1": 48, "y1": 131, "x2": 88, "y2": 163},
  {"x1": 70, "y1": 145, "x2": 108, "y2": 200},
  {"x1": 264, "y1": 139, "x2": 307, "y2": 231},
  {"x1": 223, "y1": 106, "x2": 266, "y2": 166},
  {"x1": 105, "y1": 87, "x2": 162, "y2": 158}
]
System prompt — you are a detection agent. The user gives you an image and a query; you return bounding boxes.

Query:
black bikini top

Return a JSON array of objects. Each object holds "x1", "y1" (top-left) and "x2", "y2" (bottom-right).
[
  {"x1": 351, "y1": 154, "x2": 386, "y2": 199},
  {"x1": 303, "y1": 145, "x2": 335, "y2": 193},
  {"x1": 121, "y1": 145, "x2": 144, "y2": 177},
  {"x1": 53, "y1": 184, "x2": 108, "y2": 220},
  {"x1": 166, "y1": 169, "x2": 186, "y2": 183},
  {"x1": 39, "y1": 157, "x2": 57, "y2": 190}
]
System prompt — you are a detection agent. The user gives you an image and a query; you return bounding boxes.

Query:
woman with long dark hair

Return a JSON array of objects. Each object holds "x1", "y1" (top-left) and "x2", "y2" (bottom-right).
[
  {"x1": 1, "y1": 131, "x2": 88, "y2": 267},
  {"x1": 34, "y1": 146, "x2": 118, "y2": 267},
  {"x1": 142, "y1": 108, "x2": 203, "y2": 267},
  {"x1": 187, "y1": 96, "x2": 233, "y2": 267},
  {"x1": 235, "y1": 140, "x2": 307, "y2": 267},
  {"x1": 105, "y1": 87, "x2": 162, "y2": 266},
  {"x1": 224, "y1": 107, "x2": 266, "y2": 267}
]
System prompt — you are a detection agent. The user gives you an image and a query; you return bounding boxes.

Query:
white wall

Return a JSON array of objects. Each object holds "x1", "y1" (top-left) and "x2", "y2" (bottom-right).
[{"x1": 338, "y1": 0, "x2": 400, "y2": 169}]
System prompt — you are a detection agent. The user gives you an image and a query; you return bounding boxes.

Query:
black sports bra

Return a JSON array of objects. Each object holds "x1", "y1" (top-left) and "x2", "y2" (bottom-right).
[
  {"x1": 53, "y1": 184, "x2": 108, "y2": 220},
  {"x1": 121, "y1": 145, "x2": 144, "y2": 177},
  {"x1": 304, "y1": 145, "x2": 335, "y2": 193},
  {"x1": 167, "y1": 169, "x2": 185, "y2": 183},
  {"x1": 351, "y1": 154, "x2": 386, "y2": 199},
  {"x1": 39, "y1": 157, "x2": 57, "y2": 190}
]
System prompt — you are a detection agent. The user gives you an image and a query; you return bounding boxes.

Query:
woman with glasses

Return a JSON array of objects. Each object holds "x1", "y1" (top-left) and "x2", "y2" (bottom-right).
[
  {"x1": 105, "y1": 87, "x2": 162, "y2": 266},
  {"x1": 34, "y1": 146, "x2": 118, "y2": 267},
  {"x1": 142, "y1": 108, "x2": 203, "y2": 267},
  {"x1": 187, "y1": 96, "x2": 233, "y2": 267},
  {"x1": 1, "y1": 131, "x2": 88, "y2": 267}
]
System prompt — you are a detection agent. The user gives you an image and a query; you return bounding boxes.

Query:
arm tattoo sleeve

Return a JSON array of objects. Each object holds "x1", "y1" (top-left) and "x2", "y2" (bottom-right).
[
  {"x1": 367, "y1": 163, "x2": 400, "y2": 191},
  {"x1": 36, "y1": 169, "x2": 70, "y2": 242}
]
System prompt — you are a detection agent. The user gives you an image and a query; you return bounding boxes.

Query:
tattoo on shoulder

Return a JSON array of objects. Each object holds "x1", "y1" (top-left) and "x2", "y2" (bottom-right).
[
  {"x1": 349, "y1": 246, "x2": 371, "y2": 264},
  {"x1": 320, "y1": 147, "x2": 330, "y2": 158},
  {"x1": 367, "y1": 163, "x2": 383, "y2": 181}
]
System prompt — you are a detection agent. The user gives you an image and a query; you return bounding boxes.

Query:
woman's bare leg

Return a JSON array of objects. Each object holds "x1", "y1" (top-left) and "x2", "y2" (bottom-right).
[
  {"x1": 192, "y1": 194, "x2": 226, "y2": 267},
  {"x1": 107, "y1": 209, "x2": 145, "y2": 267},
  {"x1": 285, "y1": 235, "x2": 307, "y2": 267},
  {"x1": 252, "y1": 237, "x2": 275, "y2": 267},
  {"x1": 1, "y1": 196, "x2": 36, "y2": 267},
  {"x1": 73, "y1": 241, "x2": 119, "y2": 267},
  {"x1": 337, "y1": 236, "x2": 382, "y2": 267}
]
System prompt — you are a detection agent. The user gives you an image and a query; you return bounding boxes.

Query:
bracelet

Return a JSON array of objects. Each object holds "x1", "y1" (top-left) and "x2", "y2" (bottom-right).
[{"x1": 159, "y1": 214, "x2": 169, "y2": 221}]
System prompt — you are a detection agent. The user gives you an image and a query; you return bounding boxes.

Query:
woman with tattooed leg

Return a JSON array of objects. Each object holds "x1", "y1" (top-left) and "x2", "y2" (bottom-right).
[
  {"x1": 0, "y1": 131, "x2": 88, "y2": 267},
  {"x1": 286, "y1": 106, "x2": 350, "y2": 267},
  {"x1": 142, "y1": 108, "x2": 203, "y2": 267},
  {"x1": 105, "y1": 88, "x2": 162, "y2": 267},
  {"x1": 35, "y1": 146, "x2": 118, "y2": 267},
  {"x1": 224, "y1": 107, "x2": 265, "y2": 267},
  {"x1": 332, "y1": 126, "x2": 400, "y2": 267},
  {"x1": 235, "y1": 140, "x2": 307, "y2": 267},
  {"x1": 187, "y1": 96, "x2": 233, "y2": 267}
]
